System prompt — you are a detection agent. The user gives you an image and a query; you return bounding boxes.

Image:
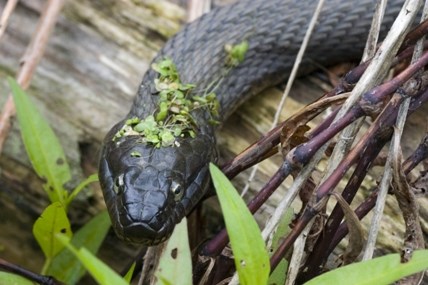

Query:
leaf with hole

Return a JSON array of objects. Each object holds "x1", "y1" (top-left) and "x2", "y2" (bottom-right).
[
  {"x1": 210, "y1": 163, "x2": 270, "y2": 285},
  {"x1": 46, "y1": 210, "x2": 110, "y2": 284},
  {"x1": 8, "y1": 77, "x2": 70, "y2": 204},
  {"x1": 155, "y1": 218, "x2": 192, "y2": 285},
  {"x1": 33, "y1": 202, "x2": 72, "y2": 259}
]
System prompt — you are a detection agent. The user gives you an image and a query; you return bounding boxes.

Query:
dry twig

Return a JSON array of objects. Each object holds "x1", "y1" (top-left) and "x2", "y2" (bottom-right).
[{"x1": 0, "y1": 0, "x2": 19, "y2": 41}]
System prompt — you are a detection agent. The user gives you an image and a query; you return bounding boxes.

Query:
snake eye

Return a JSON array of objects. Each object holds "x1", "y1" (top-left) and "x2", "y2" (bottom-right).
[
  {"x1": 171, "y1": 181, "x2": 183, "y2": 201},
  {"x1": 113, "y1": 174, "x2": 124, "y2": 194}
]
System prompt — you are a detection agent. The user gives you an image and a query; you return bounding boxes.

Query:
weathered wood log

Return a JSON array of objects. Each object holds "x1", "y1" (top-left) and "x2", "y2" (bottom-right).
[
  {"x1": 0, "y1": 0, "x2": 427, "y2": 280},
  {"x1": 0, "y1": 0, "x2": 186, "y2": 272}
]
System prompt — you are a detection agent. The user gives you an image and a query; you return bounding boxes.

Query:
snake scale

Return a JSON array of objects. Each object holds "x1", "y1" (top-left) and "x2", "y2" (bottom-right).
[{"x1": 99, "y1": 0, "x2": 405, "y2": 245}]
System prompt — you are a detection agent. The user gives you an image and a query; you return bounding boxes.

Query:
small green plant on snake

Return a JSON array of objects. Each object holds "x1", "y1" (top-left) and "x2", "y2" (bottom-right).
[
  {"x1": 113, "y1": 58, "x2": 219, "y2": 148},
  {"x1": 225, "y1": 40, "x2": 249, "y2": 68},
  {"x1": 113, "y1": 41, "x2": 249, "y2": 150}
]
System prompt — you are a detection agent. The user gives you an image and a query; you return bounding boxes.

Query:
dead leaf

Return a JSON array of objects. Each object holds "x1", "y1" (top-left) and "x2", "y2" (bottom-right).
[
  {"x1": 391, "y1": 128, "x2": 425, "y2": 285},
  {"x1": 328, "y1": 62, "x2": 356, "y2": 86},
  {"x1": 330, "y1": 192, "x2": 366, "y2": 265},
  {"x1": 281, "y1": 93, "x2": 349, "y2": 155}
]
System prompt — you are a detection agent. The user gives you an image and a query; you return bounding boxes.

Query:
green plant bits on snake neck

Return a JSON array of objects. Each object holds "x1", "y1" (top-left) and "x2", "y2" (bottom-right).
[
  {"x1": 99, "y1": 0, "x2": 404, "y2": 245},
  {"x1": 113, "y1": 58, "x2": 220, "y2": 149}
]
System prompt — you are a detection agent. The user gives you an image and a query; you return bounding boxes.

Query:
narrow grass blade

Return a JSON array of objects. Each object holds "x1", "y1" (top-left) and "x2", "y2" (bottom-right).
[
  {"x1": 66, "y1": 174, "x2": 98, "y2": 206},
  {"x1": 124, "y1": 262, "x2": 136, "y2": 284},
  {"x1": 46, "y1": 210, "x2": 110, "y2": 284},
  {"x1": 56, "y1": 234, "x2": 127, "y2": 285},
  {"x1": 8, "y1": 77, "x2": 70, "y2": 203},
  {"x1": 209, "y1": 163, "x2": 270, "y2": 285},
  {"x1": 304, "y1": 250, "x2": 428, "y2": 285},
  {"x1": 268, "y1": 208, "x2": 293, "y2": 285}
]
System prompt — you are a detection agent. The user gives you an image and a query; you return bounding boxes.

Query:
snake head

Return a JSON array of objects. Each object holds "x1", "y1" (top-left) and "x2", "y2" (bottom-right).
[{"x1": 99, "y1": 120, "x2": 216, "y2": 245}]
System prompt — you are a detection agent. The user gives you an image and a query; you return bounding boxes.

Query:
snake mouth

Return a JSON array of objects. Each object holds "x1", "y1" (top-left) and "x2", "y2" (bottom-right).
[
  {"x1": 113, "y1": 199, "x2": 175, "y2": 245},
  {"x1": 103, "y1": 179, "x2": 176, "y2": 244},
  {"x1": 119, "y1": 220, "x2": 173, "y2": 245}
]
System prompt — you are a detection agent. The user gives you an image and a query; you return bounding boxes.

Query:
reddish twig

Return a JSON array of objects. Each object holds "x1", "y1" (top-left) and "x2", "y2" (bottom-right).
[
  {"x1": 220, "y1": 40, "x2": 428, "y2": 179},
  {"x1": 400, "y1": 17, "x2": 428, "y2": 52},
  {"x1": 0, "y1": 0, "x2": 18, "y2": 40},
  {"x1": 271, "y1": 85, "x2": 428, "y2": 272},
  {"x1": 203, "y1": 51, "x2": 428, "y2": 259},
  {"x1": 301, "y1": 131, "x2": 389, "y2": 280},
  {"x1": 332, "y1": 129, "x2": 428, "y2": 253}
]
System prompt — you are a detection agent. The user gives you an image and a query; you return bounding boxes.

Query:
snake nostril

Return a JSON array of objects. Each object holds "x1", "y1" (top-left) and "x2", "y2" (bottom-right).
[{"x1": 113, "y1": 174, "x2": 125, "y2": 195}]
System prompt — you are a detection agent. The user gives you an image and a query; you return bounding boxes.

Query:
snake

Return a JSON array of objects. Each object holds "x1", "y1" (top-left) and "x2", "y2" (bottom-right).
[{"x1": 99, "y1": 0, "x2": 406, "y2": 245}]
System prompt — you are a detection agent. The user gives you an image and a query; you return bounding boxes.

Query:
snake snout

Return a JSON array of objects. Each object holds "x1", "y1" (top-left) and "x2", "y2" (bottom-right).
[
  {"x1": 121, "y1": 222, "x2": 172, "y2": 245},
  {"x1": 119, "y1": 201, "x2": 175, "y2": 245},
  {"x1": 115, "y1": 166, "x2": 177, "y2": 244},
  {"x1": 118, "y1": 195, "x2": 176, "y2": 244}
]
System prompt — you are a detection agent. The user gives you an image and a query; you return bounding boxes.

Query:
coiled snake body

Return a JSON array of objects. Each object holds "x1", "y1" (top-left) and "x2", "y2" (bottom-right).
[{"x1": 99, "y1": 0, "x2": 404, "y2": 245}]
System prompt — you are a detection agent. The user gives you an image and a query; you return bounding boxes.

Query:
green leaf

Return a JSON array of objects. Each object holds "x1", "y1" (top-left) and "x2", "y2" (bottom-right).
[
  {"x1": 225, "y1": 41, "x2": 249, "y2": 67},
  {"x1": 155, "y1": 218, "x2": 192, "y2": 285},
  {"x1": 156, "y1": 101, "x2": 169, "y2": 121},
  {"x1": 173, "y1": 126, "x2": 182, "y2": 137},
  {"x1": 304, "y1": 250, "x2": 428, "y2": 285},
  {"x1": 180, "y1": 83, "x2": 195, "y2": 91},
  {"x1": 46, "y1": 210, "x2": 111, "y2": 285},
  {"x1": 168, "y1": 82, "x2": 180, "y2": 91},
  {"x1": 134, "y1": 115, "x2": 158, "y2": 133},
  {"x1": 125, "y1": 117, "x2": 140, "y2": 125},
  {"x1": 173, "y1": 90, "x2": 184, "y2": 99},
  {"x1": 56, "y1": 234, "x2": 127, "y2": 285},
  {"x1": 268, "y1": 208, "x2": 293, "y2": 285},
  {"x1": 146, "y1": 133, "x2": 161, "y2": 145},
  {"x1": 33, "y1": 202, "x2": 72, "y2": 259},
  {"x1": 8, "y1": 77, "x2": 70, "y2": 204},
  {"x1": 188, "y1": 130, "x2": 196, "y2": 138},
  {"x1": 152, "y1": 58, "x2": 179, "y2": 81},
  {"x1": 209, "y1": 163, "x2": 270, "y2": 285},
  {"x1": 192, "y1": 96, "x2": 207, "y2": 103},
  {"x1": 231, "y1": 41, "x2": 249, "y2": 62},
  {"x1": 123, "y1": 262, "x2": 136, "y2": 284},
  {"x1": 0, "y1": 272, "x2": 34, "y2": 285},
  {"x1": 66, "y1": 173, "x2": 98, "y2": 206},
  {"x1": 160, "y1": 130, "x2": 175, "y2": 147},
  {"x1": 159, "y1": 90, "x2": 169, "y2": 100}
]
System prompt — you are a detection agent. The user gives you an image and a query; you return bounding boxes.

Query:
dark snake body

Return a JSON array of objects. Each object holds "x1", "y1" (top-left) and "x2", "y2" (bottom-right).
[{"x1": 99, "y1": 0, "x2": 404, "y2": 245}]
